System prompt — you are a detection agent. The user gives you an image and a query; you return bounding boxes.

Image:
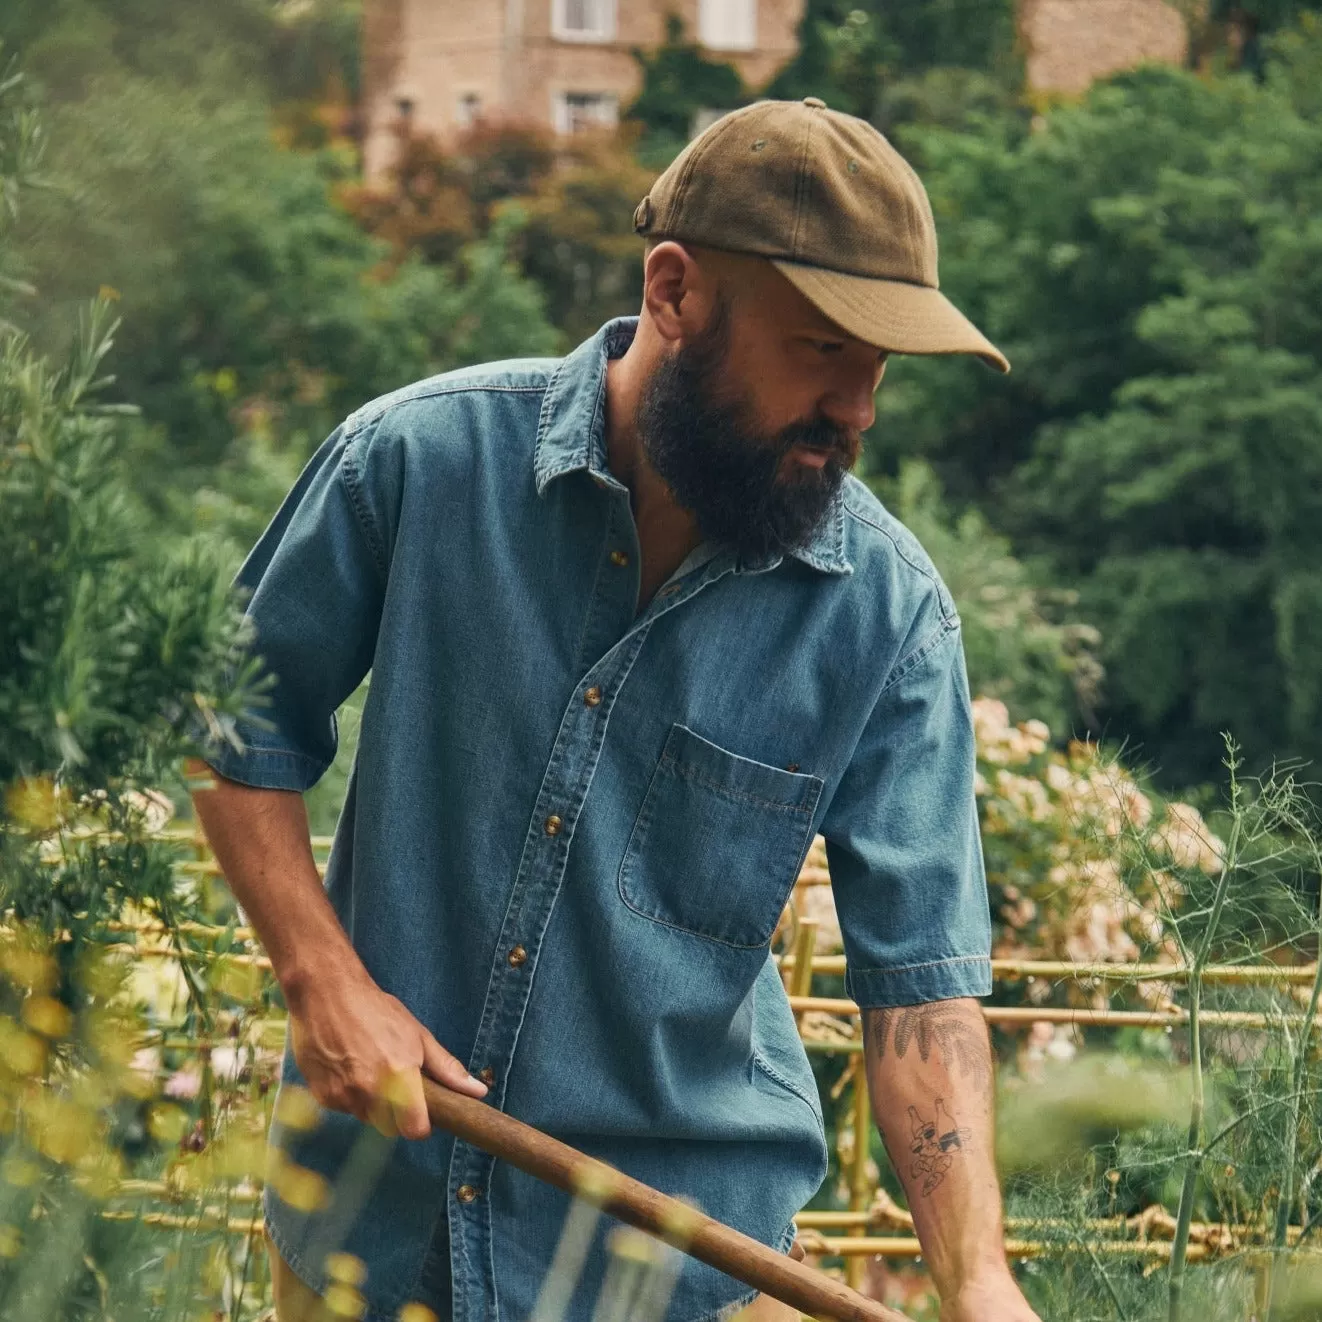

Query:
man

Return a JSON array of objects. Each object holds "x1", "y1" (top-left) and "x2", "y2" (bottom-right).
[{"x1": 194, "y1": 99, "x2": 1040, "y2": 1322}]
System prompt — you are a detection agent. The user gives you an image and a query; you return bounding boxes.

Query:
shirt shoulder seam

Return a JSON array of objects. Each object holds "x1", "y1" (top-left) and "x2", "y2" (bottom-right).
[
  {"x1": 841, "y1": 496, "x2": 954, "y2": 619},
  {"x1": 344, "y1": 380, "x2": 550, "y2": 440},
  {"x1": 879, "y1": 616, "x2": 960, "y2": 695},
  {"x1": 338, "y1": 433, "x2": 389, "y2": 584}
]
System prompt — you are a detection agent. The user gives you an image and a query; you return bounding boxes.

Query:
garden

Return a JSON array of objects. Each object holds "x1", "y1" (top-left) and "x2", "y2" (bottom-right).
[{"x1": 3, "y1": 1, "x2": 1322, "y2": 1318}]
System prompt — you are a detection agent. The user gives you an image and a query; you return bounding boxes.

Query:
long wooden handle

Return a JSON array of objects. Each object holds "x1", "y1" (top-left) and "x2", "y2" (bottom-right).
[{"x1": 423, "y1": 1080, "x2": 908, "y2": 1322}]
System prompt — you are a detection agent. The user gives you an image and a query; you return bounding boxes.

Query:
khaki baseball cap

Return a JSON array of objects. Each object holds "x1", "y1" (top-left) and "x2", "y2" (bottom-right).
[{"x1": 632, "y1": 98, "x2": 1009, "y2": 373}]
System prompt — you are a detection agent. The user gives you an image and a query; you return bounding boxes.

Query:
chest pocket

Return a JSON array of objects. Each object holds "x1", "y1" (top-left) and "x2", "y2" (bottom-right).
[{"x1": 618, "y1": 723, "x2": 824, "y2": 948}]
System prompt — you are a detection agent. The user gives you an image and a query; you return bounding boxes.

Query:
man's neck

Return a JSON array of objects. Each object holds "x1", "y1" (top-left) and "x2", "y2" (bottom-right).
[{"x1": 604, "y1": 350, "x2": 703, "y2": 613}]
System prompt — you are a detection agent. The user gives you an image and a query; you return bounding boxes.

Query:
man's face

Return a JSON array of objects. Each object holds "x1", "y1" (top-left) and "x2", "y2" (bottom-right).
[{"x1": 635, "y1": 273, "x2": 885, "y2": 560}]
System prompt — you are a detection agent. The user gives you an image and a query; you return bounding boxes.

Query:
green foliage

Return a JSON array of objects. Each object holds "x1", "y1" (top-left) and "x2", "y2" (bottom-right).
[
  {"x1": 624, "y1": 14, "x2": 747, "y2": 165},
  {"x1": 876, "y1": 463, "x2": 1101, "y2": 732},
  {"x1": 0, "y1": 71, "x2": 277, "y2": 1322},
  {"x1": 347, "y1": 122, "x2": 651, "y2": 351},
  {"x1": 867, "y1": 25, "x2": 1322, "y2": 786},
  {"x1": 12, "y1": 82, "x2": 555, "y2": 475},
  {"x1": 0, "y1": 0, "x2": 359, "y2": 108},
  {"x1": 766, "y1": 0, "x2": 1020, "y2": 120}
]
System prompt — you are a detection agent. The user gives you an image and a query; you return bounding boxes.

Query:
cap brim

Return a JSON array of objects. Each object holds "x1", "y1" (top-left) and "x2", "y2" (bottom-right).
[{"x1": 771, "y1": 260, "x2": 1010, "y2": 373}]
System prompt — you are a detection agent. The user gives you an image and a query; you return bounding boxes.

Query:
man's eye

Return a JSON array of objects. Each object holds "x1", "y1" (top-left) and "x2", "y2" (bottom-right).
[{"x1": 811, "y1": 340, "x2": 845, "y2": 354}]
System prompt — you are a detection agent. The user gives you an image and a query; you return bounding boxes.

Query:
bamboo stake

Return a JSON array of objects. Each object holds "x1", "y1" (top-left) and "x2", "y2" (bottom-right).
[
  {"x1": 421, "y1": 1079, "x2": 906, "y2": 1322},
  {"x1": 777, "y1": 955, "x2": 1320, "y2": 987},
  {"x1": 795, "y1": 1235, "x2": 1219, "y2": 1261},
  {"x1": 791, "y1": 998, "x2": 1322, "y2": 1034},
  {"x1": 846, "y1": 1057, "x2": 871, "y2": 1292}
]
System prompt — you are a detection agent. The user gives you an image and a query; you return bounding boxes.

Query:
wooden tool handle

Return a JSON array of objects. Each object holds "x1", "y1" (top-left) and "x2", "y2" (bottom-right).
[{"x1": 423, "y1": 1079, "x2": 908, "y2": 1322}]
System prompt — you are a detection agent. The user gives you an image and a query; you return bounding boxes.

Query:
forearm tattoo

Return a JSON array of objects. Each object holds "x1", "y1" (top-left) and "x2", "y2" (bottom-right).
[
  {"x1": 863, "y1": 1004, "x2": 992, "y2": 1093},
  {"x1": 907, "y1": 1098, "x2": 972, "y2": 1195}
]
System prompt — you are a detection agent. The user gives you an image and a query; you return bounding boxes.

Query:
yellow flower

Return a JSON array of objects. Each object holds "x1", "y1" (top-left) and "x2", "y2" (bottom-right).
[
  {"x1": 0, "y1": 1017, "x2": 48, "y2": 1077},
  {"x1": 0, "y1": 941, "x2": 58, "y2": 993},
  {"x1": 73, "y1": 1147, "x2": 126, "y2": 1200},
  {"x1": 1, "y1": 1155, "x2": 41, "y2": 1188},
  {"x1": 326, "y1": 1253, "x2": 368, "y2": 1286},
  {"x1": 147, "y1": 1103, "x2": 190, "y2": 1146},
  {"x1": 398, "y1": 1305, "x2": 439, "y2": 1322},
  {"x1": 272, "y1": 1085, "x2": 321, "y2": 1132},
  {"x1": 22, "y1": 996, "x2": 73, "y2": 1039},
  {"x1": 4, "y1": 777, "x2": 64, "y2": 832},
  {"x1": 271, "y1": 1158, "x2": 330, "y2": 1213},
  {"x1": 26, "y1": 1094, "x2": 97, "y2": 1165},
  {"x1": 323, "y1": 1283, "x2": 367, "y2": 1318}
]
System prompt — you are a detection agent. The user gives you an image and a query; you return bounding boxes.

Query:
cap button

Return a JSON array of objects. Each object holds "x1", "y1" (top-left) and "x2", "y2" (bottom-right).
[{"x1": 802, "y1": 96, "x2": 827, "y2": 109}]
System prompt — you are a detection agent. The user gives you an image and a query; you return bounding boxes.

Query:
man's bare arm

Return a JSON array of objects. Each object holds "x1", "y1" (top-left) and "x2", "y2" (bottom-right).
[
  {"x1": 863, "y1": 998, "x2": 1038, "y2": 1320},
  {"x1": 188, "y1": 763, "x2": 485, "y2": 1138}
]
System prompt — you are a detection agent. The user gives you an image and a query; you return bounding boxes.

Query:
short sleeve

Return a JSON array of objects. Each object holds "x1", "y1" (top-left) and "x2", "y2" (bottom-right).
[
  {"x1": 821, "y1": 622, "x2": 992, "y2": 1009},
  {"x1": 204, "y1": 423, "x2": 388, "y2": 792}
]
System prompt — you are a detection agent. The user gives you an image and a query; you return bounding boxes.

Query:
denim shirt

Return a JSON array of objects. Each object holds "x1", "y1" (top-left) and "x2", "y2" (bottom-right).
[{"x1": 206, "y1": 318, "x2": 991, "y2": 1322}]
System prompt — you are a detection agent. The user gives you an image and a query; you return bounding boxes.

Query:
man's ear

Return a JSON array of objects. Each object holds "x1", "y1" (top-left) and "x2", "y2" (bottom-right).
[{"x1": 642, "y1": 241, "x2": 705, "y2": 344}]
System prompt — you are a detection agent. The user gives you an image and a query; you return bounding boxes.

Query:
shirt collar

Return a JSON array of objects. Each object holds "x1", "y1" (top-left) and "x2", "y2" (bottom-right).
[{"x1": 533, "y1": 317, "x2": 852, "y2": 577}]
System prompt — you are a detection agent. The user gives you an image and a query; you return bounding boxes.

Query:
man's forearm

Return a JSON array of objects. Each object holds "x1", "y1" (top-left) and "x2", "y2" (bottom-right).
[
  {"x1": 187, "y1": 761, "x2": 361, "y2": 1005},
  {"x1": 863, "y1": 998, "x2": 1009, "y2": 1299}
]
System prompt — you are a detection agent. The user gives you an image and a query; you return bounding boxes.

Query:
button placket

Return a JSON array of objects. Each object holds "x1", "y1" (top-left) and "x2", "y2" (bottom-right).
[
  {"x1": 446, "y1": 628, "x2": 656, "y2": 1317},
  {"x1": 445, "y1": 552, "x2": 738, "y2": 1322}
]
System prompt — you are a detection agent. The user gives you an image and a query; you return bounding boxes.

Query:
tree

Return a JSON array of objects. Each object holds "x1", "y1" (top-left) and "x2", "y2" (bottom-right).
[
  {"x1": 765, "y1": 0, "x2": 1019, "y2": 121},
  {"x1": 0, "y1": 9, "x2": 557, "y2": 559},
  {"x1": 624, "y1": 14, "x2": 746, "y2": 164},
  {"x1": 865, "y1": 21, "x2": 1322, "y2": 786}
]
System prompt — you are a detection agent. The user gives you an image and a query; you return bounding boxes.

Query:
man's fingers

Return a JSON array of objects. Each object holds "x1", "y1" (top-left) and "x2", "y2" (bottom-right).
[
  {"x1": 420, "y1": 1028, "x2": 489, "y2": 1099},
  {"x1": 378, "y1": 1067, "x2": 430, "y2": 1141}
]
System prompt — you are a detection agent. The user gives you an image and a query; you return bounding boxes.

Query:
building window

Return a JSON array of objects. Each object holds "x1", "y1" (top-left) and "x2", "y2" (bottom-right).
[
  {"x1": 552, "y1": 91, "x2": 619, "y2": 135},
  {"x1": 690, "y1": 107, "x2": 727, "y2": 138},
  {"x1": 456, "y1": 92, "x2": 482, "y2": 128},
  {"x1": 551, "y1": 0, "x2": 616, "y2": 42},
  {"x1": 698, "y1": 0, "x2": 757, "y2": 51}
]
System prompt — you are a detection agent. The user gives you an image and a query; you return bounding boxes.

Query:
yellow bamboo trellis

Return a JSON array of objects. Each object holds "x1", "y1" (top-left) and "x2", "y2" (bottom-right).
[{"x1": 28, "y1": 826, "x2": 1322, "y2": 1282}]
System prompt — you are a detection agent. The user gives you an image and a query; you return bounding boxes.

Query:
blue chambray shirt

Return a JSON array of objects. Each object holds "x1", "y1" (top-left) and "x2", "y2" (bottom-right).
[{"x1": 206, "y1": 318, "x2": 992, "y2": 1322}]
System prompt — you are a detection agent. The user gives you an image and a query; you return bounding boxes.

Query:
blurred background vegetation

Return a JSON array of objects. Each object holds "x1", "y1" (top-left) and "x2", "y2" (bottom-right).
[
  {"x1": 4, "y1": 0, "x2": 1322, "y2": 795},
  {"x1": 4, "y1": 1, "x2": 1322, "y2": 1319}
]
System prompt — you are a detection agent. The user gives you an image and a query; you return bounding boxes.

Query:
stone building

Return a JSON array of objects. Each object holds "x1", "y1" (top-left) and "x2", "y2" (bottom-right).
[
  {"x1": 362, "y1": 0, "x2": 804, "y2": 176},
  {"x1": 1020, "y1": 0, "x2": 1188, "y2": 95},
  {"x1": 362, "y1": 0, "x2": 1190, "y2": 177}
]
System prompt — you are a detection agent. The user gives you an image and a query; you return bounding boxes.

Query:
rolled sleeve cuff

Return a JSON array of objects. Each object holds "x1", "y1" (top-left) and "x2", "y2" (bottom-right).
[
  {"x1": 203, "y1": 741, "x2": 328, "y2": 794},
  {"x1": 846, "y1": 954, "x2": 992, "y2": 1010}
]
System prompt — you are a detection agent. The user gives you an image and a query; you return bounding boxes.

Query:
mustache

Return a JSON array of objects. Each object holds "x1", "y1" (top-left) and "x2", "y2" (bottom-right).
[{"x1": 774, "y1": 417, "x2": 863, "y2": 469}]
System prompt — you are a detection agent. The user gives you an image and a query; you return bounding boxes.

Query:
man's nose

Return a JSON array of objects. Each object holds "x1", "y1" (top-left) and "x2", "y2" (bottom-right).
[{"x1": 820, "y1": 380, "x2": 877, "y2": 434}]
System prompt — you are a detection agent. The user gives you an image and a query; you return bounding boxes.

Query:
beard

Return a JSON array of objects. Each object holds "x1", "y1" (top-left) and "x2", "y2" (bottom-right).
[{"x1": 634, "y1": 300, "x2": 862, "y2": 561}]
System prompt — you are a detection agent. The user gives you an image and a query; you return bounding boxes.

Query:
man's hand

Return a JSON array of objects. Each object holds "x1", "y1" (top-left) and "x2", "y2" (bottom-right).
[
  {"x1": 940, "y1": 1267, "x2": 1041, "y2": 1322},
  {"x1": 287, "y1": 965, "x2": 487, "y2": 1140},
  {"x1": 188, "y1": 771, "x2": 488, "y2": 1141}
]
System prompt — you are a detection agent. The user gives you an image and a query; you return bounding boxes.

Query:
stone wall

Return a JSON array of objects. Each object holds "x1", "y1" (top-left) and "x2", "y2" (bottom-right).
[
  {"x1": 1021, "y1": 0, "x2": 1189, "y2": 95},
  {"x1": 363, "y1": 0, "x2": 804, "y2": 176}
]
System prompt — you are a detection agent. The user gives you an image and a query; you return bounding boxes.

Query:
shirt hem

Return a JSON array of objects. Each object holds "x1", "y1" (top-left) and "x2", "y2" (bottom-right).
[
  {"x1": 846, "y1": 955, "x2": 992, "y2": 1009},
  {"x1": 204, "y1": 743, "x2": 328, "y2": 794}
]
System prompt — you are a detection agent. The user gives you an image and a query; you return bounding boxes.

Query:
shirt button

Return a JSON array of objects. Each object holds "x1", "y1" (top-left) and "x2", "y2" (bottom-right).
[
  {"x1": 544, "y1": 814, "x2": 563, "y2": 836},
  {"x1": 507, "y1": 944, "x2": 528, "y2": 967},
  {"x1": 477, "y1": 1066, "x2": 496, "y2": 1087},
  {"x1": 584, "y1": 686, "x2": 602, "y2": 707},
  {"x1": 609, "y1": 550, "x2": 629, "y2": 567},
  {"x1": 456, "y1": 1184, "x2": 479, "y2": 1203}
]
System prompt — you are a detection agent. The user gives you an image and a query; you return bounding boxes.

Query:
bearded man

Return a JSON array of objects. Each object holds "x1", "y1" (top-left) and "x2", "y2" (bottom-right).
[{"x1": 193, "y1": 99, "x2": 1040, "y2": 1322}]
